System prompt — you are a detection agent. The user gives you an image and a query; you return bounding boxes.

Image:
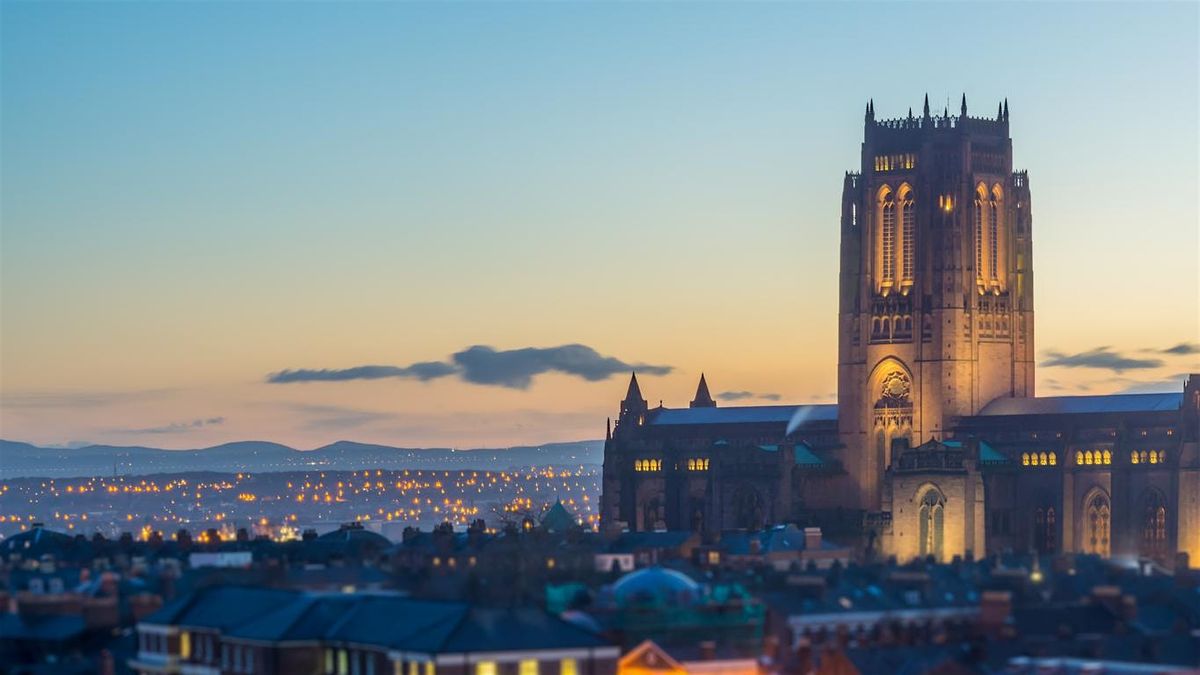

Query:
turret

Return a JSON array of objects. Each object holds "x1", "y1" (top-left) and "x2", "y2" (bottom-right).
[
  {"x1": 690, "y1": 373, "x2": 717, "y2": 408},
  {"x1": 960, "y1": 93, "x2": 968, "y2": 118},
  {"x1": 618, "y1": 372, "x2": 648, "y2": 427}
]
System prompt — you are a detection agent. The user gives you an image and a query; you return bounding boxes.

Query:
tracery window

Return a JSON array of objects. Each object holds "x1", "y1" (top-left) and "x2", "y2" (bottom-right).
[
  {"x1": 974, "y1": 186, "x2": 987, "y2": 282},
  {"x1": 988, "y1": 199, "x2": 1000, "y2": 280},
  {"x1": 881, "y1": 190, "x2": 896, "y2": 285},
  {"x1": 1141, "y1": 490, "x2": 1168, "y2": 560},
  {"x1": 900, "y1": 186, "x2": 915, "y2": 283},
  {"x1": 1035, "y1": 506, "x2": 1057, "y2": 553},
  {"x1": 687, "y1": 458, "x2": 710, "y2": 471},
  {"x1": 918, "y1": 489, "x2": 945, "y2": 560},
  {"x1": 1085, "y1": 492, "x2": 1111, "y2": 557}
]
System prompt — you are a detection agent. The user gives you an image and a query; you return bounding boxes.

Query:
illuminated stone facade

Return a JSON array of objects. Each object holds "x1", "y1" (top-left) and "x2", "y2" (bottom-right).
[{"x1": 600, "y1": 96, "x2": 1199, "y2": 566}]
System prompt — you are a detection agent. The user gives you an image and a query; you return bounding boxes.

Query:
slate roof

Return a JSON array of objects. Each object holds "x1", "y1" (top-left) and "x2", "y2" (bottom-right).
[
  {"x1": 648, "y1": 404, "x2": 837, "y2": 426},
  {"x1": 145, "y1": 586, "x2": 299, "y2": 630},
  {"x1": 976, "y1": 393, "x2": 1183, "y2": 416},
  {"x1": 144, "y1": 586, "x2": 609, "y2": 654}
]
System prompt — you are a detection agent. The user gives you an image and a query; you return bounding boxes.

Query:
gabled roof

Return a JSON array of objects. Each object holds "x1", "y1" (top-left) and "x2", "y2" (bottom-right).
[
  {"x1": 976, "y1": 393, "x2": 1182, "y2": 416},
  {"x1": 145, "y1": 586, "x2": 300, "y2": 629},
  {"x1": 648, "y1": 404, "x2": 837, "y2": 427}
]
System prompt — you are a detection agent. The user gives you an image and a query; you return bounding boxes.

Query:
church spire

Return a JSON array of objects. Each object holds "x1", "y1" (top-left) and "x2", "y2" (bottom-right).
[
  {"x1": 922, "y1": 94, "x2": 931, "y2": 122},
  {"x1": 618, "y1": 372, "x2": 648, "y2": 428},
  {"x1": 997, "y1": 101, "x2": 1003, "y2": 120},
  {"x1": 690, "y1": 373, "x2": 717, "y2": 409},
  {"x1": 624, "y1": 372, "x2": 644, "y2": 404},
  {"x1": 1003, "y1": 98, "x2": 1009, "y2": 121},
  {"x1": 960, "y1": 93, "x2": 968, "y2": 118}
]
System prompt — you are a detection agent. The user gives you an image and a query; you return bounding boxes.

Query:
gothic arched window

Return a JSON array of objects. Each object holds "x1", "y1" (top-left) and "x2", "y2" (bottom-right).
[
  {"x1": 974, "y1": 185, "x2": 988, "y2": 284},
  {"x1": 899, "y1": 185, "x2": 915, "y2": 284},
  {"x1": 988, "y1": 186, "x2": 1002, "y2": 281},
  {"x1": 1141, "y1": 490, "x2": 1168, "y2": 560},
  {"x1": 880, "y1": 187, "x2": 896, "y2": 286},
  {"x1": 1085, "y1": 492, "x2": 1111, "y2": 557},
  {"x1": 1035, "y1": 506, "x2": 1057, "y2": 553},
  {"x1": 918, "y1": 489, "x2": 945, "y2": 560}
]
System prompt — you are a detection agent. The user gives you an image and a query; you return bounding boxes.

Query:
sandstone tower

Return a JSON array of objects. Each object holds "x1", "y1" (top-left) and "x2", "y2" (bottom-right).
[{"x1": 837, "y1": 96, "x2": 1035, "y2": 511}]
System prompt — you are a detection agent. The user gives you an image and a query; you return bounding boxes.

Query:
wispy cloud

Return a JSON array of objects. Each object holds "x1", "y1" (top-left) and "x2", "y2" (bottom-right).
[
  {"x1": 267, "y1": 362, "x2": 455, "y2": 384},
  {"x1": 267, "y1": 344, "x2": 671, "y2": 390},
  {"x1": 126, "y1": 417, "x2": 225, "y2": 435},
  {"x1": 1160, "y1": 342, "x2": 1200, "y2": 356},
  {"x1": 1040, "y1": 347, "x2": 1163, "y2": 373},
  {"x1": 717, "y1": 390, "x2": 782, "y2": 402}
]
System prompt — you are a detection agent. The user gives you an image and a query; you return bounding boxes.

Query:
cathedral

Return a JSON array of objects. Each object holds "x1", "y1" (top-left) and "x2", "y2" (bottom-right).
[{"x1": 600, "y1": 96, "x2": 1200, "y2": 565}]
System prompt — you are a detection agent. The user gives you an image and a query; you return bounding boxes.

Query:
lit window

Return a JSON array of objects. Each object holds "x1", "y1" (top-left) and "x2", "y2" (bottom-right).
[
  {"x1": 1049, "y1": 452, "x2": 1056, "y2": 466},
  {"x1": 1022, "y1": 453, "x2": 1030, "y2": 466},
  {"x1": 901, "y1": 189, "x2": 915, "y2": 283},
  {"x1": 975, "y1": 190, "x2": 986, "y2": 281},
  {"x1": 425, "y1": 663, "x2": 435, "y2": 675},
  {"x1": 1102, "y1": 450, "x2": 1112, "y2": 465},
  {"x1": 519, "y1": 660, "x2": 539, "y2": 675},
  {"x1": 408, "y1": 662, "x2": 419, "y2": 675},
  {"x1": 560, "y1": 659, "x2": 578, "y2": 675},
  {"x1": 989, "y1": 201, "x2": 999, "y2": 280},
  {"x1": 1076, "y1": 451, "x2": 1084, "y2": 465},
  {"x1": 339, "y1": 650, "x2": 349, "y2": 675},
  {"x1": 1131, "y1": 451, "x2": 1140, "y2": 464},
  {"x1": 180, "y1": 631, "x2": 191, "y2": 660},
  {"x1": 882, "y1": 195, "x2": 896, "y2": 283},
  {"x1": 1149, "y1": 451, "x2": 1158, "y2": 464},
  {"x1": 475, "y1": 662, "x2": 497, "y2": 675}
]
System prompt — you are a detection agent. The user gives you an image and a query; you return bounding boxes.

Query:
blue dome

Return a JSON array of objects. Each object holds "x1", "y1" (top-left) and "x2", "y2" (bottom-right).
[{"x1": 611, "y1": 567, "x2": 701, "y2": 607}]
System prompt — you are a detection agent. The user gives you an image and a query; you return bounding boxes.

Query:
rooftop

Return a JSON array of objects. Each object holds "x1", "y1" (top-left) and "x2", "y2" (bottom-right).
[
  {"x1": 648, "y1": 404, "x2": 837, "y2": 427},
  {"x1": 976, "y1": 393, "x2": 1183, "y2": 417}
]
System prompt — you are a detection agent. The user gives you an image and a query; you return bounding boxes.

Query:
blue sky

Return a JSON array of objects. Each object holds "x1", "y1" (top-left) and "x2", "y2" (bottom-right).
[{"x1": 2, "y1": 2, "x2": 1196, "y2": 448}]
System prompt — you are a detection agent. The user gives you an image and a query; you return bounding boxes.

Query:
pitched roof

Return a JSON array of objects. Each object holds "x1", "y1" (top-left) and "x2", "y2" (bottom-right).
[
  {"x1": 648, "y1": 404, "x2": 837, "y2": 427},
  {"x1": 689, "y1": 374, "x2": 716, "y2": 408},
  {"x1": 145, "y1": 586, "x2": 300, "y2": 629},
  {"x1": 976, "y1": 393, "x2": 1183, "y2": 416},
  {"x1": 541, "y1": 499, "x2": 577, "y2": 532}
]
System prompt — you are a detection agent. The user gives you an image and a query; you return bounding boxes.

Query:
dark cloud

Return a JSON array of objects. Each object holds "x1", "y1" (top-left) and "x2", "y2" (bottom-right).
[
  {"x1": 268, "y1": 344, "x2": 671, "y2": 390},
  {"x1": 1160, "y1": 342, "x2": 1200, "y2": 356},
  {"x1": 127, "y1": 417, "x2": 225, "y2": 435},
  {"x1": 267, "y1": 362, "x2": 457, "y2": 384},
  {"x1": 452, "y1": 344, "x2": 671, "y2": 389},
  {"x1": 1040, "y1": 347, "x2": 1162, "y2": 373},
  {"x1": 717, "y1": 391, "x2": 782, "y2": 402}
]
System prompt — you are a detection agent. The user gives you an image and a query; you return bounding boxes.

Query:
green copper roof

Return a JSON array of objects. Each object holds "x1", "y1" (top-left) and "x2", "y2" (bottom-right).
[
  {"x1": 979, "y1": 440, "x2": 1008, "y2": 463},
  {"x1": 793, "y1": 442, "x2": 825, "y2": 466}
]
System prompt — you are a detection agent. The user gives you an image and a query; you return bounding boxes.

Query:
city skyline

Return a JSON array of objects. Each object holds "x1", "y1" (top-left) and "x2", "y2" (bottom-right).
[{"x1": 2, "y1": 2, "x2": 1198, "y2": 449}]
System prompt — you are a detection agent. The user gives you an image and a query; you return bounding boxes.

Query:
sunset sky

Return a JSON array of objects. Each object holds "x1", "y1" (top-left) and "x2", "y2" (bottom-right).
[{"x1": 2, "y1": 2, "x2": 1197, "y2": 449}]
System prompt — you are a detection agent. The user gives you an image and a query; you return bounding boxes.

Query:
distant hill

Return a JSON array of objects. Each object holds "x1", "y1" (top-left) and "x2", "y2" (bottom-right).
[{"x1": 0, "y1": 438, "x2": 603, "y2": 479}]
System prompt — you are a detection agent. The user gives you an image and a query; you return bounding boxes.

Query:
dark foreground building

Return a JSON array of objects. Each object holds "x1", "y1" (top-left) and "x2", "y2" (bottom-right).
[
  {"x1": 129, "y1": 585, "x2": 618, "y2": 675},
  {"x1": 601, "y1": 96, "x2": 1200, "y2": 565}
]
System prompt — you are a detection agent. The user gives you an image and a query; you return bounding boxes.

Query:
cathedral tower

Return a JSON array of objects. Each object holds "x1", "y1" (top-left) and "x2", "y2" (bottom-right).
[{"x1": 838, "y1": 96, "x2": 1035, "y2": 510}]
